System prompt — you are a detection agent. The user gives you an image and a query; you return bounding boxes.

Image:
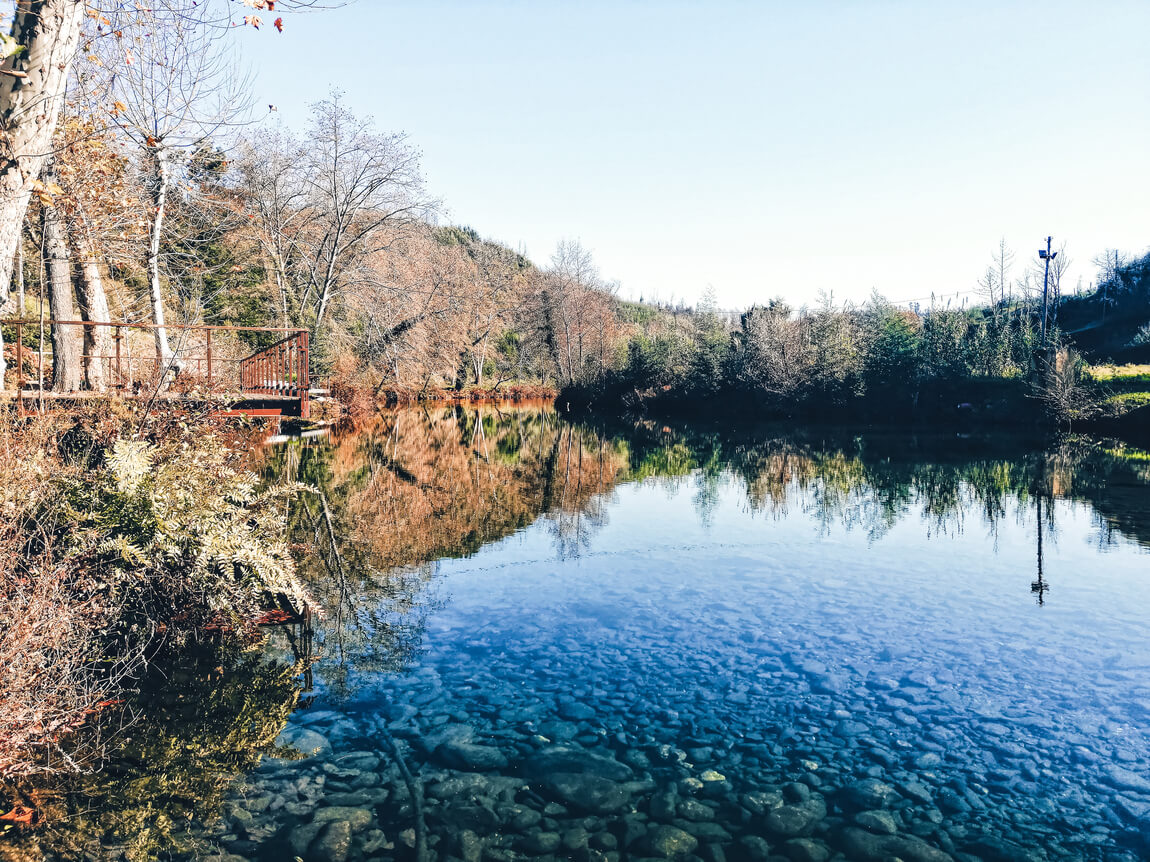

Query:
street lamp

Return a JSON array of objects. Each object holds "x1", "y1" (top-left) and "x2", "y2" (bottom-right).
[{"x1": 1039, "y1": 236, "x2": 1057, "y2": 342}]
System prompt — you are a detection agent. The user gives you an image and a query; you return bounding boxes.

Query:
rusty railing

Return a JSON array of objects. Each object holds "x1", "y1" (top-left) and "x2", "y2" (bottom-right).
[
  {"x1": 239, "y1": 330, "x2": 310, "y2": 420},
  {"x1": 1, "y1": 319, "x2": 311, "y2": 418}
]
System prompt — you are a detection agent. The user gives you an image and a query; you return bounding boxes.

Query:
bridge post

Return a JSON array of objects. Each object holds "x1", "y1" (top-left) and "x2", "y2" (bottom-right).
[
  {"x1": 114, "y1": 326, "x2": 122, "y2": 393},
  {"x1": 15, "y1": 323, "x2": 23, "y2": 395},
  {"x1": 300, "y1": 330, "x2": 310, "y2": 421}
]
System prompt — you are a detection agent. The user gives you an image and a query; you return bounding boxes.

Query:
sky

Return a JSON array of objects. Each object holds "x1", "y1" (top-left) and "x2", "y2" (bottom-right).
[{"x1": 240, "y1": 1, "x2": 1150, "y2": 310}]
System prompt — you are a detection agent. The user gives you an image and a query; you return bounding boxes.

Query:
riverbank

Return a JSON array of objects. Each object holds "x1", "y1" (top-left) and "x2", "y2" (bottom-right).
[
  {"x1": 0, "y1": 406, "x2": 308, "y2": 787},
  {"x1": 376, "y1": 383, "x2": 557, "y2": 405},
  {"x1": 558, "y1": 366, "x2": 1150, "y2": 448}
]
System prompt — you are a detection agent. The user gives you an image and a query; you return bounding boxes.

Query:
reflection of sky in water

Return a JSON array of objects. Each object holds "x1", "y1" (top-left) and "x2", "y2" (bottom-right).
[
  {"x1": 308, "y1": 469, "x2": 1150, "y2": 857},
  {"x1": 161, "y1": 417, "x2": 1149, "y2": 862}
]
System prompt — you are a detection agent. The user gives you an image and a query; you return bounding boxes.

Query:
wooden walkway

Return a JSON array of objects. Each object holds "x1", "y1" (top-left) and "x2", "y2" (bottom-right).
[{"x1": 1, "y1": 319, "x2": 311, "y2": 419}]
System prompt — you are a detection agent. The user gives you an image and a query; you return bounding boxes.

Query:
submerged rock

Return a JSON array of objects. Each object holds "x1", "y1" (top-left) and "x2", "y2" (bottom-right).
[
  {"x1": 1104, "y1": 765, "x2": 1150, "y2": 795},
  {"x1": 525, "y1": 745, "x2": 634, "y2": 781},
  {"x1": 271, "y1": 726, "x2": 331, "y2": 761},
  {"x1": 544, "y1": 772, "x2": 631, "y2": 813},
  {"x1": 311, "y1": 806, "x2": 372, "y2": 830},
  {"x1": 521, "y1": 830, "x2": 563, "y2": 854},
  {"x1": 961, "y1": 835, "x2": 1048, "y2": 862},
  {"x1": 558, "y1": 700, "x2": 597, "y2": 721},
  {"x1": 310, "y1": 820, "x2": 352, "y2": 862},
  {"x1": 854, "y1": 809, "x2": 898, "y2": 834},
  {"x1": 781, "y1": 837, "x2": 831, "y2": 862},
  {"x1": 840, "y1": 778, "x2": 897, "y2": 811},
  {"x1": 838, "y1": 826, "x2": 954, "y2": 862},
  {"x1": 764, "y1": 798, "x2": 825, "y2": 838},
  {"x1": 435, "y1": 740, "x2": 509, "y2": 771},
  {"x1": 645, "y1": 824, "x2": 699, "y2": 858}
]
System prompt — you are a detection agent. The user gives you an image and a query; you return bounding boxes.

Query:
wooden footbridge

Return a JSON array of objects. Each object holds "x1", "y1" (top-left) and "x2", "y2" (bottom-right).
[{"x1": 1, "y1": 319, "x2": 312, "y2": 419}]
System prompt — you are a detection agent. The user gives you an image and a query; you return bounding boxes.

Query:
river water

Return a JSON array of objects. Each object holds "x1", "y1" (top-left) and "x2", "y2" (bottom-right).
[{"x1": 17, "y1": 404, "x2": 1150, "y2": 862}]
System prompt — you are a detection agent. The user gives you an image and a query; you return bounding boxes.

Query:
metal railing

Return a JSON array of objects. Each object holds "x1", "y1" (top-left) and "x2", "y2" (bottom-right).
[
  {"x1": 1, "y1": 319, "x2": 310, "y2": 418},
  {"x1": 240, "y1": 330, "x2": 311, "y2": 419}
]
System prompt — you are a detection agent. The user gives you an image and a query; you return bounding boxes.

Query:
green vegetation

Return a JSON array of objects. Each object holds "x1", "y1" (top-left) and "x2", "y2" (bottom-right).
[
  {"x1": 562, "y1": 291, "x2": 1046, "y2": 425},
  {"x1": 555, "y1": 249, "x2": 1150, "y2": 442},
  {"x1": 2, "y1": 642, "x2": 305, "y2": 862},
  {"x1": 0, "y1": 408, "x2": 307, "y2": 782}
]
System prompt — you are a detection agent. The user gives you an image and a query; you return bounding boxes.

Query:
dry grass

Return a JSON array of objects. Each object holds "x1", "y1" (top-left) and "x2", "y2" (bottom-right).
[
  {"x1": 0, "y1": 406, "x2": 276, "y2": 780},
  {"x1": 0, "y1": 559, "x2": 114, "y2": 777},
  {"x1": 0, "y1": 416, "x2": 123, "y2": 779}
]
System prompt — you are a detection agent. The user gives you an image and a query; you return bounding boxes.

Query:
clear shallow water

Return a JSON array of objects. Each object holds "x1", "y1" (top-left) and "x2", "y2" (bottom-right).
[{"x1": 15, "y1": 407, "x2": 1150, "y2": 862}]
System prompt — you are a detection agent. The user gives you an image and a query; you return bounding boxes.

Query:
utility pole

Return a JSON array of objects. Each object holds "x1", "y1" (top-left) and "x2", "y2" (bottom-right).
[{"x1": 1039, "y1": 236, "x2": 1057, "y2": 342}]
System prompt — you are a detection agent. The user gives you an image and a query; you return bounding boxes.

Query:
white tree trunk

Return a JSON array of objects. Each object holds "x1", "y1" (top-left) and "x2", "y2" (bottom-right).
[
  {"x1": 0, "y1": 0, "x2": 87, "y2": 388},
  {"x1": 146, "y1": 147, "x2": 176, "y2": 368}
]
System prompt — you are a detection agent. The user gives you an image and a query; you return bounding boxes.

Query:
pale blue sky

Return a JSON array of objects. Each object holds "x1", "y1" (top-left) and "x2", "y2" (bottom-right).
[{"x1": 241, "y1": 1, "x2": 1149, "y2": 309}]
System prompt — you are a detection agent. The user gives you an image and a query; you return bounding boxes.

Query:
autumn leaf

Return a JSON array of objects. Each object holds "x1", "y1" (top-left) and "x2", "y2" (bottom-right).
[
  {"x1": 0, "y1": 806, "x2": 34, "y2": 826},
  {"x1": 245, "y1": 15, "x2": 262, "y2": 29},
  {"x1": 274, "y1": 17, "x2": 284, "y2": 33},
  {"x1": 111, "y1": 100, "x2": 126, "y2": 116}
]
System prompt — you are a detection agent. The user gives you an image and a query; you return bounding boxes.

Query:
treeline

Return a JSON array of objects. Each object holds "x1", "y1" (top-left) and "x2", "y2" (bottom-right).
[
  {"x1": 564, "y1": 291, "x2": 1040, "y2": 422},
  {"x1": 1, "y1": 0, "x2": 1147, "y2": 418},
  {"x1": 562, "y1": 245, "x2": 1150, "y2": 427}
]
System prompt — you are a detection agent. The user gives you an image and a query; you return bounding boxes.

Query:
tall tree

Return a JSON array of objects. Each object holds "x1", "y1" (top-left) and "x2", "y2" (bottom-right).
[
  {"x1": 0, "y1": 0, "x2": 87, "y2": 385},
  {"x1": 298, "y1": 93, "x2": 431, "y2": 332},
  {"x1": 538, "y1": 240, "x2": 616, "y2": 384},
  {"x1": 236, "y1": 128, "x2": 307, "y2": 326},
  {"x1": 106, "y1": 0, "x2": 249, "y2": 368}
]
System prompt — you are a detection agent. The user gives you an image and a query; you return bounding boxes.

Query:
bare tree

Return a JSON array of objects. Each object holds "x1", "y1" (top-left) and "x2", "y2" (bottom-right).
[
  {"x1": 235, "y1": 127, "x2": 308, "y2": 326},
  {"x1": 297, "y1": 93, "x2": 432, "y2": 332},
  {"x1": 736, "y1": 300, "x2": 811, "y2": 399},
  {"x1": 105, "y1": 0, "x2": 251, "y2": 367},
  {"x1": 978, "y1": 237, "x2": 1014, "y2": 311},
  {"x1": 540, "y1": 240, "x2": 615, "y2": 384}
]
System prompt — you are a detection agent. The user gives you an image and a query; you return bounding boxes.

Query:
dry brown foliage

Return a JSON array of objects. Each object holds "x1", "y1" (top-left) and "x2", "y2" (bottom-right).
[{"x1": 0, "y1": 416, "x2": 116, "y2": 780}]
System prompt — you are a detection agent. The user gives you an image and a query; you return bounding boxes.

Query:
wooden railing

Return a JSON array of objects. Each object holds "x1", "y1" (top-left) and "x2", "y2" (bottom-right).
[
  {"x1": 240, "y1": 330, "x2": 311, "y2": 420},
  {"x1": 0, "y1": 319, "x2": 311, "y2": 418}
]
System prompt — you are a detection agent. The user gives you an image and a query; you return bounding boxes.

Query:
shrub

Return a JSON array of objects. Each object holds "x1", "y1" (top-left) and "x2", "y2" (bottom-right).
[{"x1": 0, "y1": 415, "x2": 310, "y2": 779}]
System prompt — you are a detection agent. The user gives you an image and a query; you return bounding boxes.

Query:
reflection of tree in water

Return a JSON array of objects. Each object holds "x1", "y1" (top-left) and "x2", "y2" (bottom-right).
[
  {"x1": 261, "y1": 409, "x2": 1150, "y2": 683},
  {"x1": 260, "y1": 404, "x2": 631, "y2": 688},
  {"x1": 0, "y1": 642, "x2": 306, "y2": 862},
  {"x1": 594, "y1": 420, "x2": 1150, "y2": 600}
]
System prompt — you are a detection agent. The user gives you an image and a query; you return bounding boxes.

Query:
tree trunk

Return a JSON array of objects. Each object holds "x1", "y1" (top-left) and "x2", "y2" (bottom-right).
[
  {"x1": 70, "y1": 219, "x2": 112, "y2": 391},
  {"x1": 42, "y1": 186, "x2": 80, "y2": 391},
  {"x1": 146, "y1": 147, "x2": 176, "y2": 367},
  {"x1": 0, "y1": 0, "x2": 87, "y2": 386}
]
